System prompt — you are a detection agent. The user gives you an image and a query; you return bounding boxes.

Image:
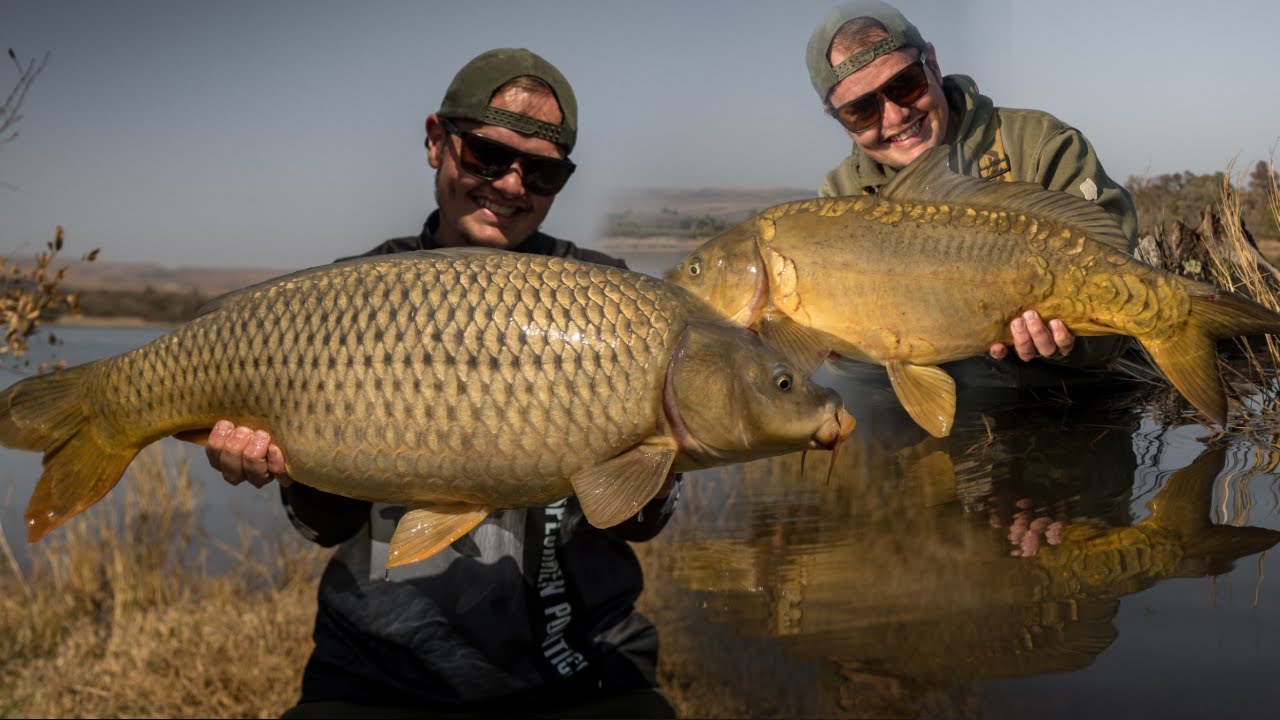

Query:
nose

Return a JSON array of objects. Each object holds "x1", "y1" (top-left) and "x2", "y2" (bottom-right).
[
  {"x1": 488, "y1": 161, "x2": 528, "y2": 197},
  {"x1": 879, "y1": 93, "x2": 914, "y2": 130}
]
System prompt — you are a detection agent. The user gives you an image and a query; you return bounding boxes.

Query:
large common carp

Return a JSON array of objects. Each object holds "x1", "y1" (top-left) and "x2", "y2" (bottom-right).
[
  {"x1": 0, "y1": 248, "x2": 854, "y2": 566},
  {"x1": 666, "y1": 146, "x2": 1280, "y2": 437}
]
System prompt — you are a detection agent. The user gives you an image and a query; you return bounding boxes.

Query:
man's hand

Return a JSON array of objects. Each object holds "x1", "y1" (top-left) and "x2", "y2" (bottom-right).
[
  {"x1": 989, "y1": 310, "x2": 1074, "y2": 362},
  {"x1": 206, "y1": 419, "x2": 291, "y2": 488}
]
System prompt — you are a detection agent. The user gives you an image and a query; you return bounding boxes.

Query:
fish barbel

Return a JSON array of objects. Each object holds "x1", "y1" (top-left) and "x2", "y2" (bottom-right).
[
  {"x1": 0, "y1": 248, "x2": 854, "y2": 566},
  {"x1": 666, "y1": 147, "x2": 1280, "y2": 437}
]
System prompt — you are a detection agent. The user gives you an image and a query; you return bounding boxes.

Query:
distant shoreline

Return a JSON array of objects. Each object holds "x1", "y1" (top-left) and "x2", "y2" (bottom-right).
[
  {"x1": 50, "y1": 315, "x2": 176, "y2": 329},
  {"x1": 596, "y1": 235, "x2": 704, "y2": 253}
]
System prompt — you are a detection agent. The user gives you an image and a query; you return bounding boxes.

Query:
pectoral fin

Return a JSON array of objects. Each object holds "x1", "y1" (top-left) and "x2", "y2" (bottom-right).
[
  {"x1": 571, "y1": 442, "x2": 676, "y2": 528},
  {"x1": 885, "y1": 360, "x2": 956, "y2": 438},
  {"x1": 387, "y1": 506, "x2": 489, "y2": 568},
  {"x1": 756, "y1": 312, "x2": 836, "y2": 377}
]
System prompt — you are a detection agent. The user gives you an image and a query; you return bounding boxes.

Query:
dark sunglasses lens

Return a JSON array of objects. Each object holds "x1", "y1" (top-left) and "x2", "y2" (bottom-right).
[
  {"x1": 457, "y1": 132, "x2": 573, "y2": 195},
  {"x1": 521, "y1": 159, "x2": 574, "y2": 195},
  {"x1": 457, "y1": 134, "x2": 517, "y2": 179},
  {"x1": 883, "y1": 62, "x2": 929, "y2": 107}
]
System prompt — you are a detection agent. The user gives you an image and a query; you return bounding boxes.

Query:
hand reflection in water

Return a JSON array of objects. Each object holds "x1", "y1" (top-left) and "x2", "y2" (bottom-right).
[{"x1": 988, "y1": 497, "x2": 1067, "y2": 557}]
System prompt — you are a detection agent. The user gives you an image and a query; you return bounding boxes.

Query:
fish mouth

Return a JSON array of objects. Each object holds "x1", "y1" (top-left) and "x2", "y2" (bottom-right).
[{"x1": 811, "y1": 406, "x2": 856, "y2": 450}]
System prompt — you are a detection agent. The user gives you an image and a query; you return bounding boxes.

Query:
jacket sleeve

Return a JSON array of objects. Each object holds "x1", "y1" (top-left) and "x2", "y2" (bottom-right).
[{"x1": 280, "y1": 482, "x2": 370, "y2": 547}]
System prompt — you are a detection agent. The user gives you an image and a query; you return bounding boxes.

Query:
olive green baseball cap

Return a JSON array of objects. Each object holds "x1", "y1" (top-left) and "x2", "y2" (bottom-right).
[
  {"x1": 806, "y1": 1, "x2": 927, "y2": 103},
  {"x1": 438, "y1": 48, "x2": 578, "y2": 153}
]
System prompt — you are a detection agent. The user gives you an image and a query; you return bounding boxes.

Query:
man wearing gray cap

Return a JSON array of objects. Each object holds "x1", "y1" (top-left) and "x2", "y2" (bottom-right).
[
  {"x1": 204, "y1": 48, "x2": 677, "y2": 718},
  {"x1": 807, "y1": 1, "x2": 1139, "y2": 383}
]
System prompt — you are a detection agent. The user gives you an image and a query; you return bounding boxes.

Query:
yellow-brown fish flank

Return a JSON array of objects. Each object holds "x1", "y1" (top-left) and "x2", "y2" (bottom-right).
[
  {"x1": 2, "y1": 248, "x2": 855, "y2": 565},
  {"x1": 667, "y1": 146, "x2": 1280, "y2": 438},
  {"x1": 92, "y1": 254, "x2": 681, "y2": 500}
]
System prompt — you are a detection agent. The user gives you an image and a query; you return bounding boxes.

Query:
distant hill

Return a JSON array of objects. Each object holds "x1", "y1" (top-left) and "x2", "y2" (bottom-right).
[
  {"x1": 604, "y1": 186, "x2": 814, "y2": 217},
  {"x1": 599, "y1": 186, "x2": 814, "y2": 253},
  {"x1": 44, "y1": 261, "x2": 297, "y2": 325},
  {"x1": 60, "y1": 261, "x2": 296, "y2": 295}
]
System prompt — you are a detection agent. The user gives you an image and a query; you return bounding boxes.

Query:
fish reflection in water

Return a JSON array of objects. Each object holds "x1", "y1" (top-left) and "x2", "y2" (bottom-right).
[{"x1": 643, "y1": 369, "x2": 1280, "y2": 718}]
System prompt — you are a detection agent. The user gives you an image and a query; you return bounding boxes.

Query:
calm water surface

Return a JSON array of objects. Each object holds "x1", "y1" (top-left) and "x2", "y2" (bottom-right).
[{"x1": 3, "y1": 295, "x2": 1279, "y2": 719}]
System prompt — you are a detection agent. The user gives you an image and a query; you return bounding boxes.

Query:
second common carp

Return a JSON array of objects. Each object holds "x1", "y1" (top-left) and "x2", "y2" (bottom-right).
[
  {"x1": 667, "y1": 147, "x2": 1280, "y2": 437},
  {"x1": 0, "y1": 248, "x2": 854, "y2": 566}
]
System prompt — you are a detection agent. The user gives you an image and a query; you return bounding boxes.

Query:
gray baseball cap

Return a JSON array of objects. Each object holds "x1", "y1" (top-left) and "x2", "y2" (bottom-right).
[
  {"x1": 806, "y1": 1, "x2": 927, "y2": 103},
  {"x1": 438, "y1": 48, "x2": 578, "y2": 153}
]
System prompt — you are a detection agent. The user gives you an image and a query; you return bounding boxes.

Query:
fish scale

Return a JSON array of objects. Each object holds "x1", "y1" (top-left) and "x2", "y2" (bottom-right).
[{"x1": 0, "y1": 247, "x2": 854, "y2": 565}]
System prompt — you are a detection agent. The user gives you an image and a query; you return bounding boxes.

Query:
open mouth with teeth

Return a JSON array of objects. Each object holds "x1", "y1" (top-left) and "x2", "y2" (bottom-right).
[
  {"x1": 885, "y1": 117, "x2": 924, "y2": 144},
  {"x1": 476, "y1": 196, "x2": 522, "y2": 220}
]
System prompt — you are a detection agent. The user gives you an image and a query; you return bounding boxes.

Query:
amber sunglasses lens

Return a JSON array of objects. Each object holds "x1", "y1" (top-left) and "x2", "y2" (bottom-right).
[{"x1": 834, "y1": 60, "x2": 930, "y2": 134}]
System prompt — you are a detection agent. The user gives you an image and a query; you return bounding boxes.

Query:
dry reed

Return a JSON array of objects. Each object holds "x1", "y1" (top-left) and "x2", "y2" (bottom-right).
[
  {"x1": 1197, "y1": 153, "x2": 1280, "y2": 437},
  {"x1": 0, "y1": 443, "x2": 330, "y2": 718}
]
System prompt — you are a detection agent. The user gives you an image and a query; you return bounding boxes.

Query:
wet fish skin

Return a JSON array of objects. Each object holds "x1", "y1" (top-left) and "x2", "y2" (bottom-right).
[
  {"x1": 666, "y1": 146, "x2": 1280, "y2": 438},
  {"x1": 0, "y1": 248, "x2": 854, "y2": 566}
]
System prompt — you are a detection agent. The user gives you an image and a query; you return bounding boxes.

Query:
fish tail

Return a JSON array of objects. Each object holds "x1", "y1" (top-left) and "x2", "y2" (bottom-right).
[
  {"x1": 1140, "y1": 286, "x2": 1280, "y2": 425},
  {"x1": 0, "y1": 364, "x2": 139, "y2": 542}
]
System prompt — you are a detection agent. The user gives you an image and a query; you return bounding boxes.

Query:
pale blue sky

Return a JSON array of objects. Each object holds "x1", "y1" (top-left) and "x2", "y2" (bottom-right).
[{"x1": 2, "y1": 0, "x2": 1277, "y2": 270}]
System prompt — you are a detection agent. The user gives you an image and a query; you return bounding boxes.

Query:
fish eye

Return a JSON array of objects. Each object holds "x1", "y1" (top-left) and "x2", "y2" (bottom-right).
[
  {"x1": 688, "y1": 257, "x2": 703, "y2": 277},
  {"x1": 774, "y1": 369, "x2": 794, "y2": 392}
]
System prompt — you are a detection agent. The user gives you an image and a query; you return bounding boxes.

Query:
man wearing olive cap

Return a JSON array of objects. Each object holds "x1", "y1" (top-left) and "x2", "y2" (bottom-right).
[
  {"x1": 205, "y1": 48, "x2": 678, "y2": 718},
  {"x1": 808, "y1": 0, "x2": 1139, "y2": 381}
]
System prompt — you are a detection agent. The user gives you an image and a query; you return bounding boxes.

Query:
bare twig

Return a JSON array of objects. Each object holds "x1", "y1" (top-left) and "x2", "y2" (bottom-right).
[{"x1": 1, "y1": 49, "x2": 49, "y2": 146}]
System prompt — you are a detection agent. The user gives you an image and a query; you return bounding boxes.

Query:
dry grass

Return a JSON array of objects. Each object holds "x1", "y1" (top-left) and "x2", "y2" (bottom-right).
[
  {"x1": 1199, "y1": 153, "x2": 1280, "y2": 435},
  {"x1": 0, "y1": 444, "x2": 329, "y2": 718}
]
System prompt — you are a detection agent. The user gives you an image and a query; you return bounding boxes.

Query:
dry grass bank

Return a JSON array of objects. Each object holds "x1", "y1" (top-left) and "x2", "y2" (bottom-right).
[{"x1": 0, "y1": 445, "x2": 329, "y2": 718}]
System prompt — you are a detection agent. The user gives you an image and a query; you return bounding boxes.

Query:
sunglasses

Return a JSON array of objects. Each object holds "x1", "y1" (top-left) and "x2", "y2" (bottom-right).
[
  {"x1": 438, "y1": 116, "x2": 576, "y2": 196},
  {"x1": 830, "y1": 57, "x2": 931, "y2": 135}
]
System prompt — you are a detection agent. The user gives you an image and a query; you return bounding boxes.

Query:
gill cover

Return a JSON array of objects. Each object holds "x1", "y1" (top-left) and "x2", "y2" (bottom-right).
[
  {"x1": 666, "y1": 320, "x2": 840, "y2": 466},
  {"x1": 665, "y1": 220, "x2": 768, "y2": 327}
]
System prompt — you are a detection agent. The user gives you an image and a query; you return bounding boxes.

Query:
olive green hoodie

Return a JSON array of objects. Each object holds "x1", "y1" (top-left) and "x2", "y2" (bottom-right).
[{"x1": 820, "y1": 74, "x2": 1137, "y2": 253}]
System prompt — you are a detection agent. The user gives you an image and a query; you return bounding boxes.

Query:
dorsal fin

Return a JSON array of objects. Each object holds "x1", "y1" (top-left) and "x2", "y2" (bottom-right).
[{"x1": 880, "y1": 146, "x2": 1129, "y2": 251}]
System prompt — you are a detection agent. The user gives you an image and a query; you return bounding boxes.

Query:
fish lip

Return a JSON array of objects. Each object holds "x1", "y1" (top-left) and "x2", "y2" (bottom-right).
[{"x1": 811, "y1": 406, "x2": 856, "y2": 450}]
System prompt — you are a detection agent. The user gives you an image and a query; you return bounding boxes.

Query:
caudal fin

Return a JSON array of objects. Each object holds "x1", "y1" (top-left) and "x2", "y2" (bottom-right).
[
  {"x1": 1140, "y1": 286, "x2": 1280, "y2": 425},
  {"x1": 0, "y1": 365, "x2": 139, "y2": 542}
]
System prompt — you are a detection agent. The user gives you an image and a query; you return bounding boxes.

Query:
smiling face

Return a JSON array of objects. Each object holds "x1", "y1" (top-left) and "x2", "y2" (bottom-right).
[
  {"x1": 425, "y1": 84, "x2": 568, "y2": 249},
  {"x1": 826, "y1": 43, "x2": 949, "y2": 170}
]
